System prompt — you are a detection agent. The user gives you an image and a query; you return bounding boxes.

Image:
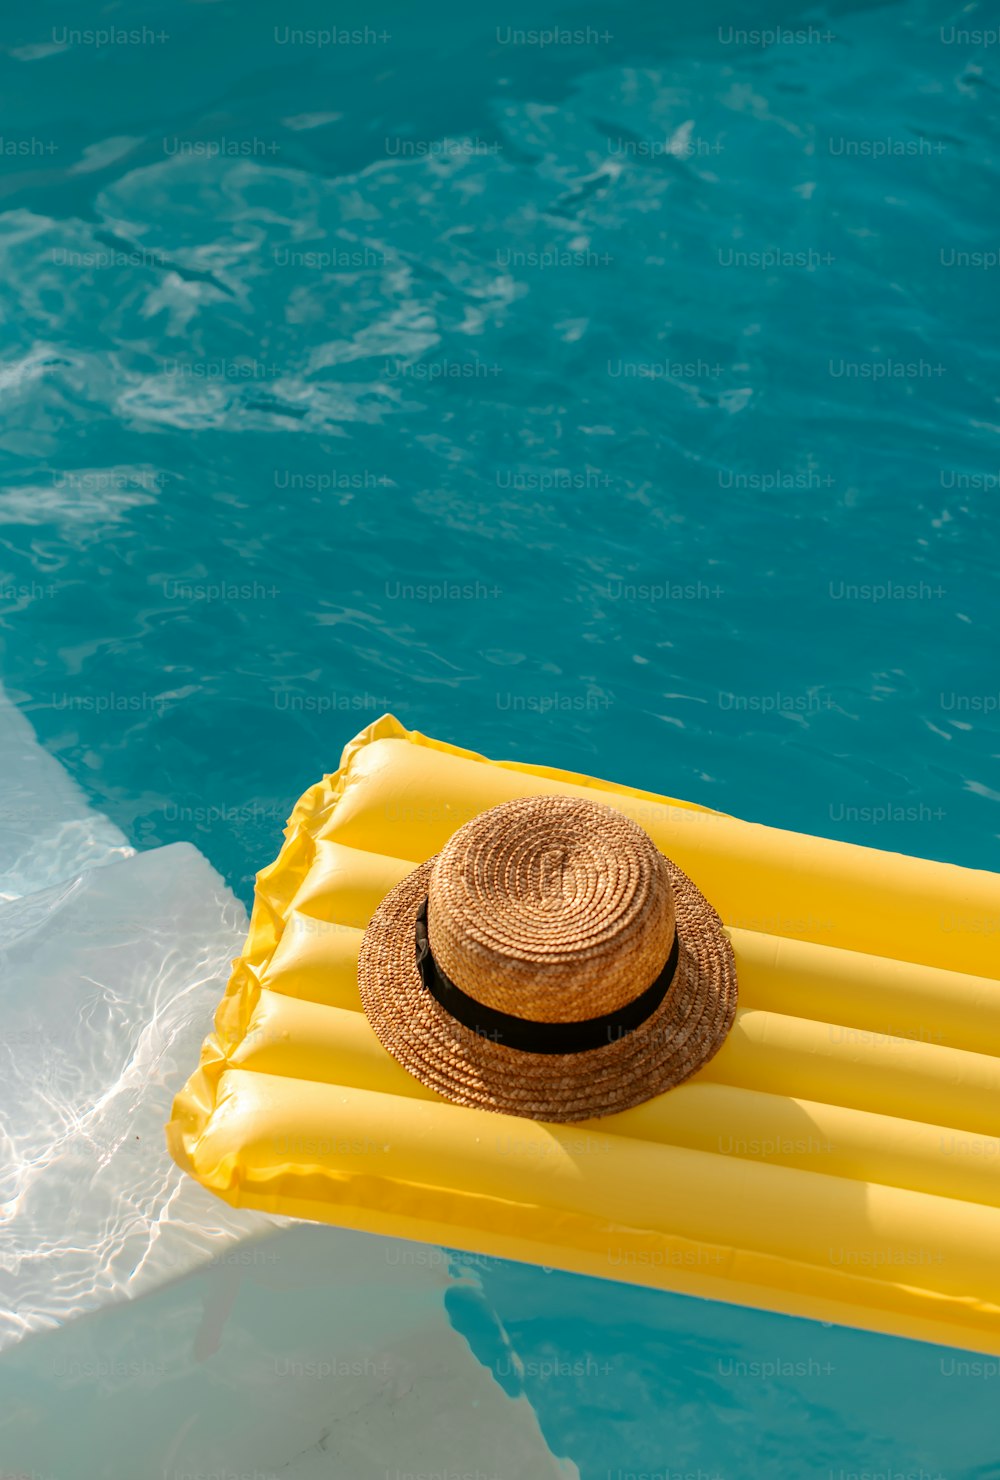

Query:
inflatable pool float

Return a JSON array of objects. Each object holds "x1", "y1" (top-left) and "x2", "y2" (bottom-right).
[{"x1": 167, "y1": 715, "x2": 1000, "y2": 1355}]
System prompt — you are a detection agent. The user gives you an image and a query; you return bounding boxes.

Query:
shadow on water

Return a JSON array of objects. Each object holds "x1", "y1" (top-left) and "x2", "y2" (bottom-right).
[{"x1": 444, "y1": 1227, "x2": 1000, "y2": 1479}]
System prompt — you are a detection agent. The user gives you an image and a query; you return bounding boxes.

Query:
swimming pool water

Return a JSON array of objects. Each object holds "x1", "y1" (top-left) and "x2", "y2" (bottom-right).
[{"x1": 1, "y1": 0, "x2": 998, "y2": 1473}]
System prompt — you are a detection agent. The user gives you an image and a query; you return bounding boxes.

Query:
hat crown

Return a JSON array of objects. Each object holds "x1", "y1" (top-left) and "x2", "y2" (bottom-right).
[{"x1": 427, "y1": 794, "x2": 675, "y2": 1023}]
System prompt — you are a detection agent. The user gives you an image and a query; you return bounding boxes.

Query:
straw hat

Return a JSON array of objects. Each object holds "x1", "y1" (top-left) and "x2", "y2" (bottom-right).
[{"x1": 357, "y1": 794, "x2": 737, "y2": 1122}]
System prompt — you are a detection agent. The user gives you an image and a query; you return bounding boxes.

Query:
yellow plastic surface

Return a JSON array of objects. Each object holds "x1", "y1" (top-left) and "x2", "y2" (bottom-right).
[{"x1": 167, "y1": 715, "x2": 1000, "y2": 1354}]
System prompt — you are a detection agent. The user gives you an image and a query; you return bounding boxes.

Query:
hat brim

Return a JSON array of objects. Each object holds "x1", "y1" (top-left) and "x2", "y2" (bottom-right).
[{"x1": 357, "y1": 853, "x2": 737, "y2": 1123}]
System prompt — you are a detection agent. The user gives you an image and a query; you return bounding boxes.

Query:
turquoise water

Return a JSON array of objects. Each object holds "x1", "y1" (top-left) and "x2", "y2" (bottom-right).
[
  {"x1": 2, "y1": 0, "x2": 998, "y2": 903},
  {"x1": 447, "y1": 1255, "x2": 1000, "y2": 1478},
  {"x1": 1, "y1": 0, "x2": 999, "y2": 1472}
]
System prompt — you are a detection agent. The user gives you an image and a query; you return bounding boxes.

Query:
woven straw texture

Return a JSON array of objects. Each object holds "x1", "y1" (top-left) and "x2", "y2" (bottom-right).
[{"x1": 358, "y1": 794, "x2": 737, "y2": 1121}]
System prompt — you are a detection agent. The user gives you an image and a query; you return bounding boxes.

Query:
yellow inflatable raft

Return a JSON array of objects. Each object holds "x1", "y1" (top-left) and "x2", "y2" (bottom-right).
[{"x1": 167, "y1": 715, "x2": 1000, "y2": 1354}]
